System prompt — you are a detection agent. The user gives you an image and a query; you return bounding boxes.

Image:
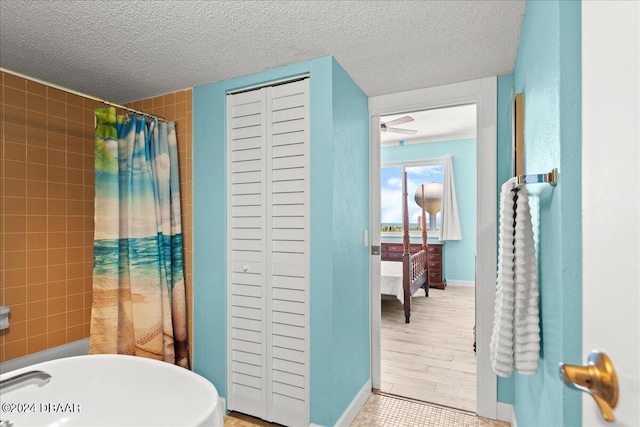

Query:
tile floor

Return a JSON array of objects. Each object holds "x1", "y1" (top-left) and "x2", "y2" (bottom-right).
[
  {"x1": 352, "y1": 393, "x2": 509, "y2": 427},
  {"x1": 223, "y1": 393, "x2": 509, "y2": 426}
]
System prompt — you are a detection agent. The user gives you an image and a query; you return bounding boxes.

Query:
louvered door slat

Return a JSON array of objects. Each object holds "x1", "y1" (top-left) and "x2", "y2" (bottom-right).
[
  {"x1": 232, "y1": 294, "x2": 262, "y2": 310},
  {"x1": 232, "y1": 171, "x2": 262, "y2": 185},
  {"x1": 272, "y1": 106, "x2": 305, "y2": 123},
  {"x1": 232, "y1": 126, "x2": 262, "y2": 140},
  {"x1": 232, "y1": 284, "x2": 261, "y2": 298},
  {"x1": 233, "y1": 361, "x2": 262, "y2": 378},
  {"x1": 232, "y1": 372, "x2": 262, "y2": 390},
  {"x1": 273, "y1": 370, "x2": 305, "y2": 389},
  {"x1": 232, "y1": 113, "x2": 262, "y2": 129},
  {"x1": 271, "y1": 275, "x2": 306, "y2": 290},
  {"x1": 232, "y1": 193, "x2": 261, "y2": 205},
  {"x1": 273, "y1": 155, "x2": 305, "y2": 170},
  {"x1": 272, "y1": 167, "x2": 305, "y2": 181},
  {"x1": 232, "y1": 148, "x2": 262, "y2": 162},
  {"x1": 272, "y1": 311, "x2": 305, "y2": 327},
  {"x1": 272, "y1": 263, "x2": 305, "y2": 278},
  {"x1": 271, "y1": 299, "x2": 305, "y2": 315},
  {"x1": 232, "y1": 328, "x2": 261, "y2": 343},
  {"x1": 232, "y1": 159, "x2": 262, "y2": 173},
  {"x1": 272, "y1": 346, "x2": 305, "y2": 364},
  {"x1": 231, "y1": 272, "x2": 261, "y2": 286},
  {"x1": 272, "y1": 132, "x2": 306, "y2": 147},
  {"x1": 232, "y1": 182, "x2": 262, "y2": 195},
  {"x1": 232, "y1": 228, "x2": 261, "y2": 239},
  {"x1": 233, "y1": 217, "x2": 261, "y2": 228},
  {"x1": 272, "y1": 323, "x2": 305, "y2": 340},
  {"x1": 272, "y1": 382, "x2": 305, "y2": 401},
  {"x1": 232, "y1": 136, "x2": 262, "y2": 150},
  {"x1": 232, "y1": 101, "x2": 262, "y2": 118},
  {"x1": 232, "y1": 206, "x2": 261, "y2": 217},
  {"x1": 272, "y1": 119, "x2": 306, "y2": 135},
  {"x1": 272, "y1": 228, "x2": 305, "y2": 241},
  {"x1": 272, "y1": 252, "x2": 305, "y2": 266},
  {"x1": 272, "y1": 180, "x2": 305, "y2": 193},
  {"x1": 272, "y1": 204, "x2": 305, "y2": 217},
  {"x1": 272, "y1": 335, "x2": 305, "y2": 360},
  {"x1": 272, "y1": 92, "x2": 305, "y2": 111},
  {"x1": 272, "y1": 240, "x2": 305, "y2": 253},
  {"x1": 272, "y1": 287, "x2": 305, "y2": 302},
  {"x1": 232, "y1": 306, "x2": 261, "y2": 321},
  {"x1": 230, "y1": 251, "x2": 262, "y2": 262},
  {"x1": 272, "y1": 216, "x2": 305, "y2": 229},
  {"x1": 233, "y1": 343, "x2": 261, "y2": 357}
]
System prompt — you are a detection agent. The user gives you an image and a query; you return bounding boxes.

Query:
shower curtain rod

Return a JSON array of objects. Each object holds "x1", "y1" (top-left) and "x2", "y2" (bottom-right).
[{"x1": 1, "y1": 67, "x2": 166, "y2": 122}]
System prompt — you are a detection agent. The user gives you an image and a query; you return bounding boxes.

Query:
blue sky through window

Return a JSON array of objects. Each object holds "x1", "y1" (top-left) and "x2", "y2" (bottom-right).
[{"x1": 381, "y1": 164, "x2": 445, "y2": 231}]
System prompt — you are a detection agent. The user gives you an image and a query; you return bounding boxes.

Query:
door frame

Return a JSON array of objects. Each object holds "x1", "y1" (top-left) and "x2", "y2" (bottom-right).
[{"x1": 369, "y1": 77, "x2": 498, "y2": 418}]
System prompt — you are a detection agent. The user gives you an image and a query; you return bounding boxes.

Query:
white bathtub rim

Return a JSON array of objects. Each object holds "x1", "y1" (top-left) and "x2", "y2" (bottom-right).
[{"x1": 1, "y1": 353, "x2": 221, "y2": 427}]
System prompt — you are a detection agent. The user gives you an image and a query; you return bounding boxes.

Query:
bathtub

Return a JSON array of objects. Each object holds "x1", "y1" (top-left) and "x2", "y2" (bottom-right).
[{"x1": 0, "y1": 354, "x2": 224, "y2": 426}]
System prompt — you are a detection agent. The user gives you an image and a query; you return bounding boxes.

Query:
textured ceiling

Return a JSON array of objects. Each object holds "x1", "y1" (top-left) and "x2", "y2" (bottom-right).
[{"x1": 0, "y1": 1, "x2": 525, "y2": 104}]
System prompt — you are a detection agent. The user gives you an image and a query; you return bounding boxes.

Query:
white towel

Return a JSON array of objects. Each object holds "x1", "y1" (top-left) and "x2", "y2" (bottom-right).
[
  {"x1": 490, "y1": 178, "x2": 540, "y2": 377},
  {"x1": 490, "y1": 178, "x2": 517, "y2": 377}
]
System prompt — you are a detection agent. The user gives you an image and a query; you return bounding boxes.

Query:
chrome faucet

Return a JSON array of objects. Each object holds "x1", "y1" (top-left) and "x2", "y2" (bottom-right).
[{"x1": 0, "y1": 370, "x2": 52, "y2": 394}]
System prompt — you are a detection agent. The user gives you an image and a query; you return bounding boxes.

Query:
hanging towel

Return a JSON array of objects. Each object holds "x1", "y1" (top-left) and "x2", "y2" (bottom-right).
[
  {"x1": 490, "y1": 177, "x2": 517, "y2": 377},
  {"x1": 512, "y1": 187, "x2": 540, "y2": 374},
  {"x1": 490, "y1": 177, "x2": 540, "y2": 377}
]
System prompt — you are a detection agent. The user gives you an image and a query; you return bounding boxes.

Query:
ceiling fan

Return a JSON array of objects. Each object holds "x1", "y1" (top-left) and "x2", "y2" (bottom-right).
[{"x1": 380, "y1": 116, "x2": 418, "y2": 135}]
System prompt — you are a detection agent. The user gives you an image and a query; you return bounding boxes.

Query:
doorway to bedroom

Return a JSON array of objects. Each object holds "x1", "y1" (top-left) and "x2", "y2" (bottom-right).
[{"x1": 377, "y1": 104, "x2": 478, "y2": 412}]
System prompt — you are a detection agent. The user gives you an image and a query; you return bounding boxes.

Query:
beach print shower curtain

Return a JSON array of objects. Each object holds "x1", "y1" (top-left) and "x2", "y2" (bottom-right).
[{"x1": 89, "y1": 107, "x2": 189, "y2": 368}]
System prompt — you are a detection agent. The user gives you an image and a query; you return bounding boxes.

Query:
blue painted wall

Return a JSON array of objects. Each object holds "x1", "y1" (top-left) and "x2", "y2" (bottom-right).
[
  {"x1": 381, "y1": 139, "x2": 476, "y2": 282},
  {"x1": 328, "y1": 59, "x2": 371, "y2": 424},
  {"x1": 192, "y1": 56, "x2": 370, "y2": 426},
  {"x1": 496, "y1": 75, "x2": 515, "y2": 405},
  {"x1": 509, "y1": 1, "x2": 582, "y2": 426}
]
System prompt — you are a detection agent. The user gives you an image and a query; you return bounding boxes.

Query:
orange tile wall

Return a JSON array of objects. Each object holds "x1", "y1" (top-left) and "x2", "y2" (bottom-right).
[
  {"x1": 126, "y1": 90, "x2": 194, "y2": 365},
  {"x1": 1, "y1": 71, "x2": 193, "y2": 366},
  {"x1": 1, "y1": 71, "x2": 96, "y2": 362}
]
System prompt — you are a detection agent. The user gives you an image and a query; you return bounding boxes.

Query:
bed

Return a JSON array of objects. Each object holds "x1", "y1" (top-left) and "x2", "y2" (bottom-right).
[{"x1": 380, "y1": 171, "x2": 429, "y2": 323}]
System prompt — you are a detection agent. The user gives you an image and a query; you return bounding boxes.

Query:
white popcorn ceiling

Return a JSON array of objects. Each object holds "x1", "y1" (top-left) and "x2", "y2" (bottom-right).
[{"x1": 0, "y1": 1, "x2": 525, "y2": 104}]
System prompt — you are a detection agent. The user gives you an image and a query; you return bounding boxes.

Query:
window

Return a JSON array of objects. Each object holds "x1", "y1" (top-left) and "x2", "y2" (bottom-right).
[{"x1": 381, "y1": 161, "x2": 445, "y2": 238}]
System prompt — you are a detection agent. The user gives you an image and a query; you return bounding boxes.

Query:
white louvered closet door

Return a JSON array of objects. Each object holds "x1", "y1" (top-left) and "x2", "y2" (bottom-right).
[{"x1": 227, "y1": 78, "x2": 309, "y2": 427}]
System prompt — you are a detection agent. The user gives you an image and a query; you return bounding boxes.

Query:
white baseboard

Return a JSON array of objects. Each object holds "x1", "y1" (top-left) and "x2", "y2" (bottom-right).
[
  {"x1": 497, "y1": 402, "x2": 517, "y2": 426},
  {"x1": 446, "y1": 280, "x2": 475, "y2": 287},
  {"x1": 331, "y1": 379, "x2": 371, "y2": 427}
]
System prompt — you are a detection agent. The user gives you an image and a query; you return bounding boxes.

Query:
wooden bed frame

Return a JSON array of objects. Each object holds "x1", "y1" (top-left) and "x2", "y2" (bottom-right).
[{"x1": 381, "y1": 171, "x2": 429, "y2": 323}]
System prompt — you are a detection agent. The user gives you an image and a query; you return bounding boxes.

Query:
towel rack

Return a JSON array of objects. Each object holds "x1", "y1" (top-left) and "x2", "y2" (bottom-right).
[{"x1": 516, "y1": 168, "x2": 558, "y2": 187}]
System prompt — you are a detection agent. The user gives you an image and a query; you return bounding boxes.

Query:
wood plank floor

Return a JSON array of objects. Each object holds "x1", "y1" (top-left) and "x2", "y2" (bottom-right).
[{"x1": 380, "y1": 285, "x2": 477, "y2": 412}]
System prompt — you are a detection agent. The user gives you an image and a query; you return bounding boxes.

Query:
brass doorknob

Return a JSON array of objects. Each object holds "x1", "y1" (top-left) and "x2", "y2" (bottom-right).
[{"x1": 559, "y1": 351, "x2": 618, "y2": 422}]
